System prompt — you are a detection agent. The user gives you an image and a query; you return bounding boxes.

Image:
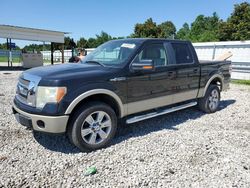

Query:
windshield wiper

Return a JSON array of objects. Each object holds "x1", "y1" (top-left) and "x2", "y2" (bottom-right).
[{"x1": 85, "y1": 61, "x2": 105, "y2": 67}]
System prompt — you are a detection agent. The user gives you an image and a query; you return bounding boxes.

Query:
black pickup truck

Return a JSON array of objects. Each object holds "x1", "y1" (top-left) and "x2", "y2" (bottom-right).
[{"x1": 13, "y1": 39, "x2": 231, "y2": 151}]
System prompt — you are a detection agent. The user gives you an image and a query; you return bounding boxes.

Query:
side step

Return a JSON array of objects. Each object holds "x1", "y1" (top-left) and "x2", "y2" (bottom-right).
[{"x1": 126, "y1": 101, "x2": 197, "y2": 124}]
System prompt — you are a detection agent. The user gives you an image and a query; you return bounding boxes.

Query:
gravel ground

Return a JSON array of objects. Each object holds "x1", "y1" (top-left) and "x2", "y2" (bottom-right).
[{"x1": 0, "y1": 70, "x2": 250, "y2": 188}]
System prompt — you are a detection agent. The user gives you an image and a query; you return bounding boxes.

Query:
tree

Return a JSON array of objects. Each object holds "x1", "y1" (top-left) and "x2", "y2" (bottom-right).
[
  {"x1": 64, "y1": 37, "x2": 76, "y2": 49},
  {"x1": 176, "y1": 23, "x2": 190, "y2": 40},
  {"x1": 95, "y1": 31, "x2": 112, "y2": 47},
  {"x1": 77, "y1": 37, "x2": 88, "y2": 48},
  {"x1": 188, "y1": 13, "x2": 221, "y2": 42},
  {"x1": 0, "y1": 43, "x2": 8, "y2": 50},
  {"x1": 86, "y1": 38, "x2": 97, "y2": 48},
  {"x1": 0, "y1": 43, "x2": 21, "y2": 50},
  {"x1": 219, "y1": 2, "x2": 250, "y2": 41},
  {"x1": 132, "y1": 18, "x2": 159, "y2": 38},
  {"x1": 158, "y1": 21, "x2": 176, "y2": 38},
  {"x1": 23, "y1": 44, "x2": 49, "y2": 52}
]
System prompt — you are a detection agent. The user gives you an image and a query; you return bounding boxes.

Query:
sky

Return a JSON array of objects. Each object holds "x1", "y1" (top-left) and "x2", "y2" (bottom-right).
[{"x1": 0, "y1": 0, "x2": 247, "y2": 47}]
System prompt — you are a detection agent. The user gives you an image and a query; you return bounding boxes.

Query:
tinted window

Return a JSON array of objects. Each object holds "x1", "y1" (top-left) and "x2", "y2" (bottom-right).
[
  {"x1": 171, "y1": 43, "x2": 194, "y2": 64},
  {"x1": 136, "y1": 43, "x2": 168, "y2": 67}
]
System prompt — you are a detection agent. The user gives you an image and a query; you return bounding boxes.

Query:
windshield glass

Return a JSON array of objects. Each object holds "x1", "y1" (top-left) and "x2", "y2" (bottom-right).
[{"x1": 81, "y1": 40, "x2": 140, "y2": 67}]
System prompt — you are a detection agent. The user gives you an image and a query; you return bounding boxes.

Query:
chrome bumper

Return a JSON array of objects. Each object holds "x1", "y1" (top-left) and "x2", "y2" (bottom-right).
[{"x1": 12, "y1": 104, "x2": 69, "y2": 134}]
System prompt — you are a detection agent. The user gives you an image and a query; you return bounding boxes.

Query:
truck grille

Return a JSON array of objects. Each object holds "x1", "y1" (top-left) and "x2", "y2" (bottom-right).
[
  {"x1": 16, "y1": 78, "x2": 30, "y2": 104},
  {"x1": 15, "y1": 73, "x2": 41, "y2": 107}
]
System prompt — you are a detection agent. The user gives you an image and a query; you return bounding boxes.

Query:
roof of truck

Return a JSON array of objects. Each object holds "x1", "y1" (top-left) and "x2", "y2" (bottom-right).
[{"x1": 114, "y1": 38, "x2": 190, "y2": 43}]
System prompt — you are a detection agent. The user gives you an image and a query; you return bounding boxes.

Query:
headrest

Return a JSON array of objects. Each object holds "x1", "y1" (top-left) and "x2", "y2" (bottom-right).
[{"x1": 142, "y1": 48, "x2": 161, "y2": 59}]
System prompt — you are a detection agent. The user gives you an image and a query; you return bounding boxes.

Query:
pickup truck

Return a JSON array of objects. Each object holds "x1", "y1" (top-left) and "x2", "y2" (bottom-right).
[{"x1": 13, "y1": 39, "x2": 231, "y2": 151}]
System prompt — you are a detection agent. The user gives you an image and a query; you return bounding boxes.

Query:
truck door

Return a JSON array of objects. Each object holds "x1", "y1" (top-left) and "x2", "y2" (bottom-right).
[
  {"x1": 127, "y1": 42, "x2": 176, "y2": 115},
  {"x1": 169, "y1": 42, "x2": 200, "y2": 103}
]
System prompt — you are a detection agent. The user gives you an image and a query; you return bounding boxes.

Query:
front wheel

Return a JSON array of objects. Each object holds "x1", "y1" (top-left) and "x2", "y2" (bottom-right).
[
  {"x1": 67, "y1": 102, "x2": 117, "y2": 152},
  {"x1": 198, "y1": 85, "x2": 220, "y2": 113}
]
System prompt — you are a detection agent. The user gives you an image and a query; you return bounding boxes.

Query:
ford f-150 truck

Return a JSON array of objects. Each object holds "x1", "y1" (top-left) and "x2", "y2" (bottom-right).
[{"x1": 13, "y1": 39, "x2": 231, "y2": 151}]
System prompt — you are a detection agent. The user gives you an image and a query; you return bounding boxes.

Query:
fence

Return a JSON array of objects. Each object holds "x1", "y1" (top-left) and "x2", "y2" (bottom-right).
[
  {"x1": 193, "y1": 40, "x2": 250, "y2": 80},
  {"x1": 41, "y1": 49, "x2": 95, "y2": 62}
]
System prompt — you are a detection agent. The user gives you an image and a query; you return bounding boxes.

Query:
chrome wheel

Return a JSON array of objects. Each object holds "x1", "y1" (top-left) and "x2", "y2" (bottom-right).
[
  {"x1": 81, "y1": 111, "x2": 112, "y2": 145},
  {"x1": 208, "y1": 89, "x2": 219, "y2": 111}
]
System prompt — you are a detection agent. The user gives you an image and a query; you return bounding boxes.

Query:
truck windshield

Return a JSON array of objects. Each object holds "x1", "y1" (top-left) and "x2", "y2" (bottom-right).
[{"x1": 81, "y1": 40, "x2": 140, "y2": 67}]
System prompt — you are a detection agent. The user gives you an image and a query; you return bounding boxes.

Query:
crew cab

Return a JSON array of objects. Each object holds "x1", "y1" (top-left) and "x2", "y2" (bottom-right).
[{"x1": 13, "y1": 39, "x2": 231, "y2": 151}]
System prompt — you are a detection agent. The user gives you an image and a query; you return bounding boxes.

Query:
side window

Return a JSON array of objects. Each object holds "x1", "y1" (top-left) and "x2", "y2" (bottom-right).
[
  {"x1": 136, "y1": 43, "x2": 168, "y2": 67},
  {"x1": 171, "y1": 43, "x2": 194, "y2": 64}
]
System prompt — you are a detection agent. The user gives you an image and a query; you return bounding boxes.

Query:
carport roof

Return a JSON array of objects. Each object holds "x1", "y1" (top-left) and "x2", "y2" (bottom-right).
[{"x1": 0, "y1": 24, "x2": 69, "y2": 43}]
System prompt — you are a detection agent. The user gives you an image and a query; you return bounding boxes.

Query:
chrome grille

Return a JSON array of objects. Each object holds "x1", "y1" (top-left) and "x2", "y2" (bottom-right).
[
  {"x1": 19, "y1": 77, "x2": 30, "y2": 87},
  {"x1": 17, "y1": 78, "x2": 30, "y2": 98},
  {"x1": 15, "y1": 73, "x2": 41, "y2": 107}
]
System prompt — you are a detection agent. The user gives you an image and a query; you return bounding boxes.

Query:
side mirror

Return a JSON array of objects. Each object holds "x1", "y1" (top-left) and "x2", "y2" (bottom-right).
[{"x1": 131, "y1": 59, "x2": 155, "y2": 72}]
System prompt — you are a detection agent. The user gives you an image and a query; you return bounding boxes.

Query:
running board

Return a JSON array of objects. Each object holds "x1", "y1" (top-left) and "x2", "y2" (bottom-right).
[{"x1": 126, "y1": 101, "x2": 197, "y2": 124}]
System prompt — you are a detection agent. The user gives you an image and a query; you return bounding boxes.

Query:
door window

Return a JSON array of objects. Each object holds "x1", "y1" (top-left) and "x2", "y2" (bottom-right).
[
  {"x1": 171, "y1": 43, "x2": 194, "y2": 64},
  {"x1": 135, "y1": 44, "x2": 168, "y2": 67}
]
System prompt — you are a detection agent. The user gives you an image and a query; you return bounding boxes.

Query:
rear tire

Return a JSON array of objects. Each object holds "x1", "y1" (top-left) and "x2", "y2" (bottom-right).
[
  {"x1": 67, "y1": 102, "x2": 117, "y2": 152},
  {"x1": 198, "y1": 85, "x2": 220, "y2": 113}
]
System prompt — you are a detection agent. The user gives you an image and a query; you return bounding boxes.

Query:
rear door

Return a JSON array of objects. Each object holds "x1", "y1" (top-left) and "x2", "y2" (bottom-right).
[{"x1": 169, "y1": 41, "x2": 200, "y2": 103}]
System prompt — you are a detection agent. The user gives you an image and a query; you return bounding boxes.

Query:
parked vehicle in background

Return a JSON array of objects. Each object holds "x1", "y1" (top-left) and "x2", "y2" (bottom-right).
[{"x1": 12, "y1": 39, "x2": 231, "y2": 151}]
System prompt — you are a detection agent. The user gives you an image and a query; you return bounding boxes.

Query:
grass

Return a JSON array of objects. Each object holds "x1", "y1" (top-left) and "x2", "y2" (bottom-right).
[
  {"x1": 0, "y1": 56, "x2": 21, "y2": 63},
  {"x1": 231, "y1": 79, "x2": 250, "y2": 86},
  {"x1": 0, "y1": 57, "x2": 61, "y2": 64}
]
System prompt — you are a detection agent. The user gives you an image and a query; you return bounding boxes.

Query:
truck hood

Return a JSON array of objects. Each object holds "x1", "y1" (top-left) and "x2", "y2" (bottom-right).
[
  {"x1": 25, "y1": 63, "x2": 107, "y2": 77},
  {"x1": 23, "y1": 63, "x2": 117, "y2": 86}
]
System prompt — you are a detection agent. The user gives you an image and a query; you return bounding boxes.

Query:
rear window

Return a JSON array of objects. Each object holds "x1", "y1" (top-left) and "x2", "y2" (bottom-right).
[{"x1": 171, "y1": 43, "x2": 194, "y2": 64}]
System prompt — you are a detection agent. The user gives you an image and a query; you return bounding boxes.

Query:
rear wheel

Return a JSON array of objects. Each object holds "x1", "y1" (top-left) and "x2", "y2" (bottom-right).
[
  {"x1": 198, "y1": 85, "x2": 220, "y2": 113},
  {"x1": 67, "y1": 102, "x2": 117, "y2": 152}
]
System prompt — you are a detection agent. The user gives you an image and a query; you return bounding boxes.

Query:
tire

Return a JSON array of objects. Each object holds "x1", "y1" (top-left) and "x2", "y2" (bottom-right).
[
  {"x1": 67, "y1": 102, "x2": 117, "y2": 152},
  {"x1": 198, "y1": 85, "x2": 220, "y2": 113}
]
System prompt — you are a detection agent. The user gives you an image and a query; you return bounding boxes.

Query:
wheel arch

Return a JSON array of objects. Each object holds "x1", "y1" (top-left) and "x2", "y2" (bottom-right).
[
  {"x1": 201, "y1": 74, "x2": 224, "y2": 97},
  {"x1": 65, "y1": 89, "x2": 125, "y2": 118}
]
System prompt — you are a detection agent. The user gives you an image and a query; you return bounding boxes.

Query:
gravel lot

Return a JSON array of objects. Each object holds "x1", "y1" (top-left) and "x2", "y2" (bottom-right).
[{"x1": 0, "y1": 70, "x2": 250, "y2": 187}]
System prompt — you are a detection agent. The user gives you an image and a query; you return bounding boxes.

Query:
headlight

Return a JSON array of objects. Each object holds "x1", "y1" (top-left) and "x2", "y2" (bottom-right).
[{"x1": 36, "y1": 86, "x2": 67, "y2": 109}]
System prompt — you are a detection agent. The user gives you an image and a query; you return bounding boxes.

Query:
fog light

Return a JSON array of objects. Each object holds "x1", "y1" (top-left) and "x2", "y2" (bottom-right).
[{"x1": 37, "y1": 120, "x2": 45, "y2": 128}]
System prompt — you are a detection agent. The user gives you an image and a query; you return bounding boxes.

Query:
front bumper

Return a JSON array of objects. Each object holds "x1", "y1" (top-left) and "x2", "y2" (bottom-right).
[{"x1": 12, "y1": 104, "x2": 69, "y2": 134}]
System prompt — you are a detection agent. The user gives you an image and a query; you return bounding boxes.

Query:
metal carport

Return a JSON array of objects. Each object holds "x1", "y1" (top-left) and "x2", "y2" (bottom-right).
[{"x1": 0, "y1": 24, "x2": 68, "y2": 67}]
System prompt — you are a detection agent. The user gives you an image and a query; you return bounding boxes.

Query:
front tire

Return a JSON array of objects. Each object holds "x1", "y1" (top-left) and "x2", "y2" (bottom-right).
[
  {"x1": 198, "y1": 85, "x2": 220, "y2": 113},
  {"x1": 67, "y1": 102, "x2": 117, "y2": 152}
]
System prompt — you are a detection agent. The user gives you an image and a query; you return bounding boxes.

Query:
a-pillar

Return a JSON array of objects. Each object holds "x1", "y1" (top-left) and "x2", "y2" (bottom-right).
[
  {"x1": 61, "y1": 44, "x2": 64, "y2": 64},
  {"x1": 7, "y1": 38, "x2": 9, "y2": 67},
  {"x1": 51, "y1": 42, "x2": 54, "y2": 65}
]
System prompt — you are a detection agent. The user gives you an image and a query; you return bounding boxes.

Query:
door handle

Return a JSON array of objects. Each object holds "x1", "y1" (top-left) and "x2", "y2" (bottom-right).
[
  {"x1": 167, "y1": 71, "x2": 176, "y2": 78},
  {"x1": 193, "y1": 68, "x2": 198, "y2": 73}
]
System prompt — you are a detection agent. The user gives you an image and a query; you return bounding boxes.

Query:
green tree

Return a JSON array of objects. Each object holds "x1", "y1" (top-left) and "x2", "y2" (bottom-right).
[
  {"x1": 188, "y1": 12, "x2": 221, "y2": 42},
  {"x1": 64, "y1": 37, "x2": 76, "y2": 49},
  {"x1": 219, "y1": 2, "x2": 250, "y2": 41},
  {"x1": 0, "y1": 43, "x2": 21, "y2": 50},
  {"x1": 23, "y1": 44, "x2": 50, "y2": 51},
  {"x1": 86, "y1": 38, "x2": 97, "y2": 48},
  {"x1": 158, "y1": 21, "x2": 176, "y2": 38},
  {"x1": 132, "y1": 18, "x2": 159, "y2": 38},
  {"x1": 176, "y1": 23, "x2": 190, "y2": 40},
  {"x1": 95, "y1": 31, "x2": 112, "y2": 47},
  {"x1": 0, "y1": 43, "x2": 8, "y2": 50},
  {"x1": 77, "y1": 37, "x2": 88, "y2": 48}
]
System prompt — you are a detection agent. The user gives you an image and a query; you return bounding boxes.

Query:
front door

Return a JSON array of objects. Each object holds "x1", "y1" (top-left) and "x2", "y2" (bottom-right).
[{"x1": 126, "y1": 42, "x2": 176, "y2": 115}]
